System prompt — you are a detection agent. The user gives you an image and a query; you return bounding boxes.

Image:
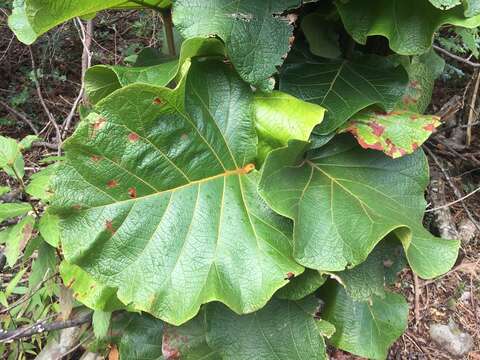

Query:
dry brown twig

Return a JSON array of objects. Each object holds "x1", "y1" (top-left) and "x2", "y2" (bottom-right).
[
  {"x1": 467, "y1": 70, "x2": 480, "y2": 146},
  {"x1": 424, "y1": 146, "x2": 480, "y2": 232}
]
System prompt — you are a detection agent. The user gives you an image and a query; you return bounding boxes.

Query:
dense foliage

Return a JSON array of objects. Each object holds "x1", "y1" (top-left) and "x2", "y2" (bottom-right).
[{"x1": 3, "y1": 0, "x2": 478, "y2": 358}]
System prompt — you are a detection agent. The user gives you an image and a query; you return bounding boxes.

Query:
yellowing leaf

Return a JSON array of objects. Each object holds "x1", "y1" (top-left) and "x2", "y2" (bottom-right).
[{"x1": 339, "y1": 110, "x2": 441, "y2": 158}]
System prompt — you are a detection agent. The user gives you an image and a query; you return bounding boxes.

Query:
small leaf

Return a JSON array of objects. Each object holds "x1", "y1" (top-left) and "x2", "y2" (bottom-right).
[
  {"x1": 5, "y1": 268, "x2": 28, "y2": 298},
  {"x1": 0, "y1": 186, "x2": 10, "y2": 196},
  {"x1": 38, "y1": 210, "x2": 60, "y2": 247},
  {"x1": 339, "y1": 110, "x2": 441, "y2": 158},
  {"x1": 0, "y1": 202, "x2": 31, "y2": 223},
  {"x1": 320, "y1": 281, "x2": 408, "y2": 360},
  {"x1": 5, "y1": 215, "x2": 35, "y2": 267},
  {"x1": 26, "y1": 164, "x2": 57, "y2": 201},
  {"x1": 29, "y1": 240, "x2": 56, "y2": 294},
  {"x1": 93, "y1": 310, "x2": 112, "y2": 340},
  {"x1": 253, "y1": 91, "x2": 325, "y2": 162},
  {"x1": 0, "y1": 135, "x2": 24, "y2": 178},
  {"x1": 19, "y1": 135, "x2": 40, "y2": 150}
]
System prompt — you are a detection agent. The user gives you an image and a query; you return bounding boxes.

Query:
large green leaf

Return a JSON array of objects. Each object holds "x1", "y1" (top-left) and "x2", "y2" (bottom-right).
[
  {"x1": 206, "y1": 297, "x2": 329, "y2": 360},
  {"x1": 279, "y1": 47, "x2": 408, "y2": 134},
  {"x1": 259, "y1": 135, "x2": 459, "y2": 279},
  {"x1": 85, "y1": 37, "x2": 226, "y2": 104},
  {"x1": 339, "y1": 110, "x2": 441, "y2": 158},
  {"x1": 173, "y1": 0, "x2": 300, "y2": 86},
  {"x1": 8, "y1": 0, "x2": 171, "y2": 44},
  {"x1": 253, "y1": 91, "x2": 325, "y2": 162},
  {"x1": 52, "y1": 60, "x2": 302, "y2": 325},
  {"x1": 430, "y1": 0, "x2": 480, "y2": 17},
  {"x1": 320, "y1": 281, "x2": 408, "y2": 360},
  {"x1": 336, "y1": 0, "x2": 480, "y2": 55}
]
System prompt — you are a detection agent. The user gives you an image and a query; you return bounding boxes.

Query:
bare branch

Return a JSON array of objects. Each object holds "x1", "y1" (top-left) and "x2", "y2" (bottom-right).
[
  {"x1": 0, "y1": 312, "x2": 92, "y2": 343},
  {"x1": 28, "y1": 47, "x2": 62, "y2": 155},
  {"x1": 433, "y1": 44, "x2": 480, "y2": 68},
  {"x1": 0, "y1": 99, "x2": 39, "y2": 135}
]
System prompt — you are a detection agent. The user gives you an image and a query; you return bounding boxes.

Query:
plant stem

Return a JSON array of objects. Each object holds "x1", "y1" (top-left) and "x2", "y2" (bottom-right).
[{"x1": 11, "y1": 167, "x2": 39, "y2": 217}]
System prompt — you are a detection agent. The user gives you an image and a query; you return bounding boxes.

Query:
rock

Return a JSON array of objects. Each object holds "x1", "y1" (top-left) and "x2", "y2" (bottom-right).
[
  {"x1": 429, "y1": 320, "x2": 473, "y2": 357},
  {"x1": 458, "y1": 219, "x2": 478, "y2": 243}
]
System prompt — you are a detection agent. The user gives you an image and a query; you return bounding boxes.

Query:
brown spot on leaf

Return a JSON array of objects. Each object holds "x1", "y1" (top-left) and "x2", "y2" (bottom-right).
[
  {"x1": 153, "y1": 97, "x2": 164, "y2": 105},
  {"x1": 89, "y1": 284, "x2": 96, "y2": 290},
  {"x1": 284, "y1": 272, "x2": 295, "y2": 281},
  {"x1": 180, "y1": 133, "x2": 188, "y2": 141},
  {"x1": 369, "y1": 121, "x2": 385, "y2": 137},
  {"x1": 105, "y1": 220, "x2": 116, "y2": 235},
  {"x1": 412, "y1": 142, "x2": 419, "y2": 151},
  {"x1": 72, "y1": 204, "x2": 82, "y2": 210},
  {"x1": 409, "y1": 80, "x2": 419, "y2": 89},
  {"x1": 128, "y1": 187, "x2": 137, "y2": 199},
  {"x1": 423, "y1": 123, "x2": 436, "y2": 132},
  {"x1": 91, "y1": 155, "x2": 102, "y2": 162},
  {"x1": 91, "y1": 117, "x2": 107, "y2": 137},
  {"x1": 240, "y1": 163, "x2": 255, "y2": 174},
  {"x1": 357, "y1": 136, "x2": 383, "y2": 151},
  {"x1": 128, "y1": 132, "x2": 139, "y2": 143},
  {"x1": 410, "y1": 115, "x2": 419, "y2": 120},
  {"x1": 107, "y1": 179, "x2": 119, "y2": 188},
  {"x1": 65, "y1": 278, "x2": 76, "y2": 289}
]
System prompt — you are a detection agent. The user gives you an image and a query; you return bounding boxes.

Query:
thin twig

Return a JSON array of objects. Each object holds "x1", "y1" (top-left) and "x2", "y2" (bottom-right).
[
  {"x1": 0, "y1": 313, "x2": 92, "y2": 342},
  {"x1": 62, "y1": 18, "x2": 93, "y2": 136},
  {"x1": 433, "y1": 44, "x2": 480, "y2": 68},
  {"x1": 161, "y1": 10, "x2": 176, "y2": 57},
  {"x1": 0, "y1": 99, "x2": 39, "y2": 135},
  {"x1": 28, "y1": 47, "x2": 62, "y2": 155},
  {"x1": 426, "y1": 187, "x2": 480, "y2": 212},
  {"x1": 467, "y1": 69, "x2": 480, "y2": 146},
  {"x1": 0, "y1": 272, "x2": 58, "y2": 314},
  {"x1": 54, "y1": 333, "x2": 94, "y2": 360},
  {"x1": 413, "y1": 272, "x2": 421, "y2": 326},
  {"x1": 424, "y1": 145, "x2": 480, "y2": 232}
]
